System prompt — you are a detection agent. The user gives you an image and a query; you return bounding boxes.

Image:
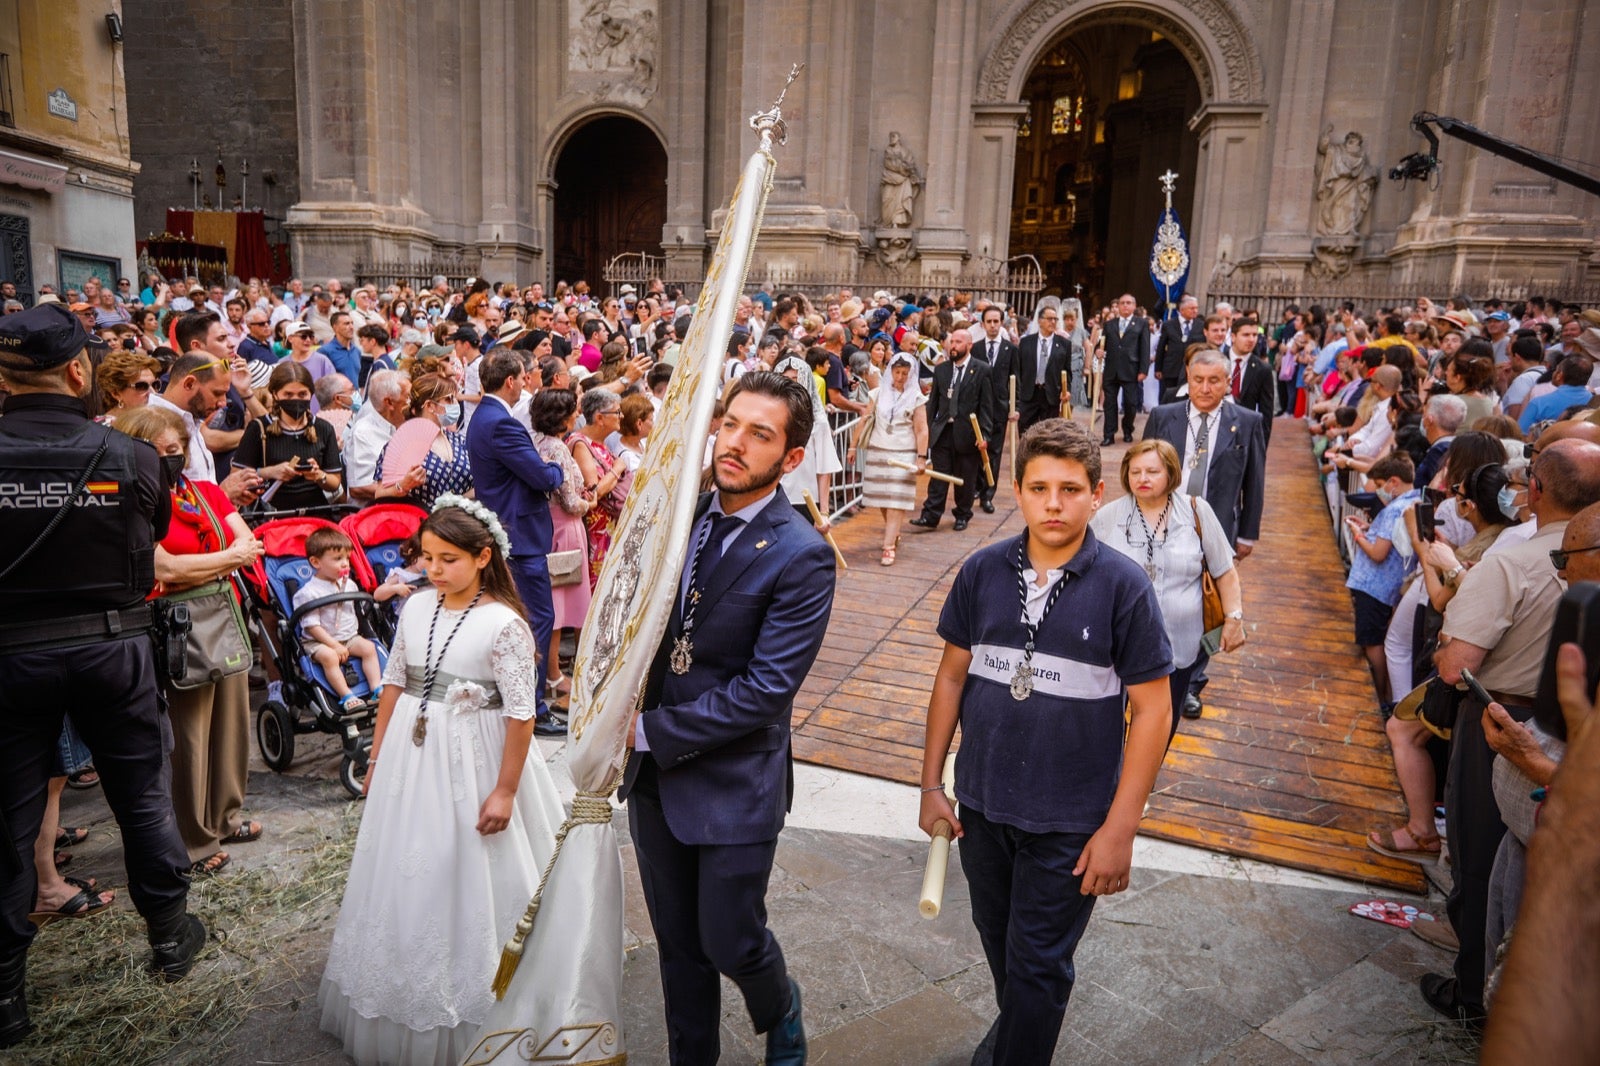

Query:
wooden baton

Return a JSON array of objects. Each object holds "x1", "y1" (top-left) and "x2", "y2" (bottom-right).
[
  {"x1": 970, "y1": 414, "x2": 995, "y2": 487},
  {"x1": 801, "y1": 489, "x2": 847, "y2": 571}
]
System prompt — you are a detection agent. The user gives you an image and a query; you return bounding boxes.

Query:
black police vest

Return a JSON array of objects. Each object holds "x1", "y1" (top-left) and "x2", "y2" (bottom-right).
[{"x1": 0, "y1": 420, "x2": 155, "y2": 616}]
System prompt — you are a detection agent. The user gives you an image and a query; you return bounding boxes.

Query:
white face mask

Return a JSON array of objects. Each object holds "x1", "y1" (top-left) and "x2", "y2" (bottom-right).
[{"x1": 1497, "y1": 486, "x2": 1520, "y2": 517}]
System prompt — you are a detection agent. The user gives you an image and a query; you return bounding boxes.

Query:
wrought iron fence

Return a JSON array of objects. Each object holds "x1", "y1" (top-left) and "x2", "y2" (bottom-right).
[
  {"x1": 1210, "y1": 274, "x2": 1600, "y2": 327},
  {"x1": 353, "y1": 256, "x2": 482, "y2": 293},
  {"x1": 602, "y1": 251, "x2": 1047, "y2": 318}
]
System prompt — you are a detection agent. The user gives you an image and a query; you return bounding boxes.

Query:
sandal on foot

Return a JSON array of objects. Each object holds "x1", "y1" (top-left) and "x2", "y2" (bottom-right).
[
  {"x1": 54, "y1": 851, "x2": 72, "y2": 871},
  {"x1": 339, "y1": 694, "x2": 368, "y2": 713},
  {"x1": 1367, "y1": 825, "x2": 1441, "y2": 864},
  {"x1": 66, "y1": 769, "x2": 99, "y2": 790},
  {"x1": 546, "y1": 673, "x2": 572, "y2": 698},
  {"x1": 54, "y1": 827, "x2": 88, "y2": 849},
  {"x1": 62, "y1": 875, "x2": 99, "y2": 894},
  {"x1": 222, "y1": 820, "x2": 262, "y2": 844},
  {"x1": 29, "y1": 886, "x2": 115, "y2": 927},
  {"x1": 188, "y1": 852, "x2": 229, "y2": 877},
  {"x1": 881, "y1": 546, "x2": 897, "y2": 566}
]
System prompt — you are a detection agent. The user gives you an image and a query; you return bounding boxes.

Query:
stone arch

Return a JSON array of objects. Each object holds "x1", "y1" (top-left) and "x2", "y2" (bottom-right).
[
  {"x1": 540, "y1": 104, "x2": 669, "y2": 184},
  {"x1": 975, "y1": 0, "x2": 1264, "y2": 106}
]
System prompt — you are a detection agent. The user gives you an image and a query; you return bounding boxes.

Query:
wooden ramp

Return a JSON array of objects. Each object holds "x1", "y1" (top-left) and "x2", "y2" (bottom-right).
[{"x1": 791, "y1": 416, "x2": 1426, "y2": 893}]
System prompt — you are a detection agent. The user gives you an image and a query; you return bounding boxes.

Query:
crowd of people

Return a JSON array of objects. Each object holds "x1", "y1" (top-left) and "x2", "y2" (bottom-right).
[{"x1": 3, "y1": 267, "x2": 1599, "y2": 1062}]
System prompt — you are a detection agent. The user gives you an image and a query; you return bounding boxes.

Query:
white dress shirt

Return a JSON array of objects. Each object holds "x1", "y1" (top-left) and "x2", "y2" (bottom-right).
[
  {"x1": 149, "y1": 391, "x2": 216, "y2": 483},
  {"x1": 1175, "y1": 402, "x2": 1222, "y2": 497}
]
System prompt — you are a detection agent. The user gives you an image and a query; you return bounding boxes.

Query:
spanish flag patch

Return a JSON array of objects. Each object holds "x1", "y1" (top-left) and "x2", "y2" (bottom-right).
[{"x1": 85, "y1": 482, "x2": 120, "y2": 495}]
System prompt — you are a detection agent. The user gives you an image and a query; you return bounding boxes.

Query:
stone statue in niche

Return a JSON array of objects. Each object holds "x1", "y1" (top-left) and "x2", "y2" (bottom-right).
[
  {"x1": 570, "y1": 0, "x2": 658, "y2": 103},
  {"x1": 879, "y1": 132, "x2": 923, "y2": 229},
  {"x1": 1314, "y1": 126, "x2": 1378, "y2": 238}
]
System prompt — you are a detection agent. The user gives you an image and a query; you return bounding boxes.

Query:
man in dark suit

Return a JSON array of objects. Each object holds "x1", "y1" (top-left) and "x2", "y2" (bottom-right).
[
  {"x1": 1014, "y1": 306, "x2": 1070, "y2": 432},
  {"x1": 910, "y1": 331, "x2": 995, "y2": 532},
  {"x1": 1154, "y1": 294, "x2": 1201, "y2": 404},
  {"x1": 976, "y1": 306, "x2": 1020, "y2": 511},
  {"x1": 1143, "y1": 349, "x2": 1267, "y2": 719},
  {"x1": 622, "y1": 372, "x2": 835, "y2": 1066},
  {"x1": 1101, "y1": 293, "x2": 1150, "y2": 445},
  {"x1": 464, "y1": 349, "x2": 568, "y2": 736},
  {"x1": 1226, "y1": 319, "x2": 1277, "y2": 442}
]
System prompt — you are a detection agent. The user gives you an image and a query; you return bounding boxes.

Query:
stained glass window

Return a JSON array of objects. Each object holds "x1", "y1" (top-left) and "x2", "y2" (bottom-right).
[{"x1": 1050, "y1": 95, "x2": 1084, "y2": 134}]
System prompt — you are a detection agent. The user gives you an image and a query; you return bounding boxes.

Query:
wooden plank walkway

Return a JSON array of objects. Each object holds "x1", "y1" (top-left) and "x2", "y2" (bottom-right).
[{"x1": 791, "y1": 415, "x2": 1427, "y2": 893}]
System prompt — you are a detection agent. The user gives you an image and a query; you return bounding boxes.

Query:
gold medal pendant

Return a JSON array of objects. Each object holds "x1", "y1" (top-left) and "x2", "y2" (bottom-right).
[
  {"x1": 670, "y1": 636, "x2": 693, "y2": 675},
  {"x1": 412, "y1": 711, "x2": 428, "y2": 746}
]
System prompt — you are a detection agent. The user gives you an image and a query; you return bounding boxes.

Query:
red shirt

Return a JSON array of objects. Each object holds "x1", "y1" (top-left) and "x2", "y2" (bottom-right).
[{"x1": 149, "y1": 479, "x2": 239, "y2": 599}]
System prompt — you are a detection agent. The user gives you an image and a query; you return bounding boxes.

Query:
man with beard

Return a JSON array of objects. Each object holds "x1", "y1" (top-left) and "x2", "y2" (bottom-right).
[
  {"x1": 155, "y1": 314, "x2": 266, "y2": 506},
  {"x1": 621, "y1": 371, "x2": 836, "y2": 1065}
]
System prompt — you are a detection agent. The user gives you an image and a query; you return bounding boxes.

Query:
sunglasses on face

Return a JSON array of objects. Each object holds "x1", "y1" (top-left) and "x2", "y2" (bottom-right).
[
  {"x1": 1550, "y1": 544, "x2": 1600, "y2": 570},
  {"x1": 130, "y1": 381, "x2": 152, "y2": 392}
]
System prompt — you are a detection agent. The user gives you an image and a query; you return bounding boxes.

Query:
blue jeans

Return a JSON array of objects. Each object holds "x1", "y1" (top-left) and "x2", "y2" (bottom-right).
[
  {"x1": 508, "y1": 555, "x2": 554, "y2": 719},
  {"x1": 959, "y1": 805, "x2": 1097, "y2": 1066}
]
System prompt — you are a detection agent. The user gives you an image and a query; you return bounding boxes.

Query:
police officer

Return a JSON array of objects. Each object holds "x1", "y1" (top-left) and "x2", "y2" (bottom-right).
[{"x1": 0, "y1": 304, "x2": 203, "y2": 1048}]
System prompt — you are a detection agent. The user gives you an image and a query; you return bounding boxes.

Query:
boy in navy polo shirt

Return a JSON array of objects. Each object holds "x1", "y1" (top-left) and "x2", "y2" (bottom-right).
[{"x1": 920, "y1": 419, "x2": 1173, "y2": 1066}]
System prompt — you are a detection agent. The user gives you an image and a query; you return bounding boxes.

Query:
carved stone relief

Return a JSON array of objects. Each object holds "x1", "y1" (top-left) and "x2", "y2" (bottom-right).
[{"x1": 568, "y1": 0, "x2": 659, "y2": 105}]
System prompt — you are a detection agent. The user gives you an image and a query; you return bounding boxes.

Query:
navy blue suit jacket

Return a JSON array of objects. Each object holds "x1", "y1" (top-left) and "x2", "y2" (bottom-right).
[
  {"x1": 621, "y1": 490, "x2": 836, "y2": 846},
  {"x1": 464, "y1": 395, "x2": 564, "y2": 559}
]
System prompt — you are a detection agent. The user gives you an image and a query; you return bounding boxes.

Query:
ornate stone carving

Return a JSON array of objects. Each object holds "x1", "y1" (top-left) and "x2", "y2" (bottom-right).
[
  {"x1": 878, "y1": 132, "x2": 923, "y2": 228},
  {"x1": 975, "y1": 0, "x2": 1262, "y2": 104},
  {"x1": 568, "y1": 0, "x2": 658, "y2": 105},
  {"x1": 1314, "y1": 126, "x2": 1378, "y2": 238},
  {"x1": 875, "y1": 230, "x2": 916, "y2": 270}
]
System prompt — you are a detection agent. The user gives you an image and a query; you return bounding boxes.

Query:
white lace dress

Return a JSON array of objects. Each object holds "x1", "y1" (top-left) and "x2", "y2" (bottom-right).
[{"x1": 319, "y1": 595, "x2": 564, "y2": 1066}]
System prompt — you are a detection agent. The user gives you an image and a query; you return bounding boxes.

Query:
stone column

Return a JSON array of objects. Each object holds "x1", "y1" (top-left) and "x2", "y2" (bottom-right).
[
  {"x1": 285, "y1": 0, "x2": 438, "y2": 280},
  {"x1": 1186, "y1": 103, "x2": 1268, "y2": 301},
  {"x1": 476, "y1": 0, "x2": 539, "y2": 279},
  {"x1": 965, "y1": 103, "x2": 1028, "y2": 266},
  {"x1": 916, "y1": 0, "x2": 978, "y2": 280},
  {"x1": 1252, "y1": 0, "x2": 1335, "y2": 271},
  {"x1": 661, "y1": 0, "x2": 710, "y2": 280}
]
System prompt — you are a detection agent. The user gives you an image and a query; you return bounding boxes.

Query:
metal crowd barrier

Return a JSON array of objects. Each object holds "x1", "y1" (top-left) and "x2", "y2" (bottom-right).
[{"x1": 826, "y1": 409, "x2": 864, "y2": 521}]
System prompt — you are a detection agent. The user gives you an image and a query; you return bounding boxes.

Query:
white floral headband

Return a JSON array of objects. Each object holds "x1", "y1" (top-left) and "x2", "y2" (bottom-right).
[{"x1": 431, "y1": 493, "x2": 513, "y2": 558}]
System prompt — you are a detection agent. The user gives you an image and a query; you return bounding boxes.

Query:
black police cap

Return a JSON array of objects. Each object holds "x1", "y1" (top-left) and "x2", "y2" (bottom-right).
[{"x1": 0, "y1": 302, "x2": 108, "y2": 372}]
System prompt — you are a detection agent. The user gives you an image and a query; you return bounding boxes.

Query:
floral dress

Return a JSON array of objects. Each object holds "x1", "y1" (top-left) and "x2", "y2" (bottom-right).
[
  {"x1": 320, "y1": 595, "x2": 564, "y2": 1066},
  {"x1": 566, "y1": 432, "x2": 628, "y2": 592},
  {"x1": 376, "y1": 425, "x2": 474, "y2": 510}
]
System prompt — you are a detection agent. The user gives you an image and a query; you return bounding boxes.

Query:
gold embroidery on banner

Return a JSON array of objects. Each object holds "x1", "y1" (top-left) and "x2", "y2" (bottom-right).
[{"x1": 462, "y1": 1022, "x2": 625, "y2": 1064}]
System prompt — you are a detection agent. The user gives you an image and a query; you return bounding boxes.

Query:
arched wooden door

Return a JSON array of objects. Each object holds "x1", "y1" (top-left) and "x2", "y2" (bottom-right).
[{"x1": 552, "y1": 116, "x2": 668, "y2": 291}]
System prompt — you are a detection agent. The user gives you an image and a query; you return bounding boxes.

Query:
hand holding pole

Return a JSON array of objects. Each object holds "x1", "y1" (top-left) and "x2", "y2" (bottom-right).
[
  {"x1": 919, "y1": 753, "x2": 959, "y2": 919},
  {"x1": 802, "y1": 489, "x2": 848, "y2": 571},
  {"x1": 970, "y1": 414, "x2": 995, "y2": 487}
]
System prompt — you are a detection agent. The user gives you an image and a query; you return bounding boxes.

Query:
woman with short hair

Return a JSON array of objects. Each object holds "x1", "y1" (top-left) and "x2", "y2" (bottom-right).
[
  {"x1": 114, "y1": 404, "x2": 267, "y2": 875},
  {"x1": 94, "y1": 349, "x2": 162, "y2": 424},
  {"x1": 1090, "y1": 439, "x2": 1247, "y2": 738},
  {"x1": 529, "y1": 387, "x2": 593, "y2": 698},
  {"x1": 568, "y1": 388, "x2": 629, "y2": 591}
]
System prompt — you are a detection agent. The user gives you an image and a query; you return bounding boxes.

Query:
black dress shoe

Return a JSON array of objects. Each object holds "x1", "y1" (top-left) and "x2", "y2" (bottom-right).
[
  {"x1": 1124, "y1": 433, "x2": 1134, "y2": 444},
  {"x1": 149, "y1": 913, "x2": 207, "y2": 982},
  {"x1": 766, "y1": 978, "x2": 808, "y2": 1065},
  {"x1": 953, "y1": 519, "x2": 970, "y2": 531},
  {"x1": 1100, "y1": 436, "x2": 1115, "y2": 447},
  {"x1": 908, "y1": 515, "x2": 938, "y2": 530},
  {"x1": 534, "y1": 715, "x2": 568, "y2": 737},
  {"x1": 980, "y1": 498, "x2": 995, "y2": 514},
  {"x1": 1419, "y1": 973, "x2": 1486, "y2": 1029},
  {"x1": 1182, "y1": 693, "x2": 1203, "y2": 719}
]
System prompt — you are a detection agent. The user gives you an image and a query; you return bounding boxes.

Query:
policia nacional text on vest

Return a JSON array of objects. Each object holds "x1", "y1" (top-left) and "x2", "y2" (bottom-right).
[{"x1": 0, "y1": 303, "x2": 204, "y2": 1051}]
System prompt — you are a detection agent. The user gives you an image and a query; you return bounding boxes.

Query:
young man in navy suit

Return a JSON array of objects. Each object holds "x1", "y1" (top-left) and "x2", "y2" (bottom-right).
[
  {"x1": 464, "y1": 349, "x2": 568, "y2": 735},
  {"x1": 622, "y1": 371, "x2": 836, "y2": 1065}
]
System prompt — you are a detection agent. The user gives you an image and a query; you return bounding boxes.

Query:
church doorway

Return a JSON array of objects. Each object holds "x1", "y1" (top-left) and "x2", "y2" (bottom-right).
[
  {"x1": 551, "y1": 115, "x2": 668, "y2": 291},
  {"x1": 1007, "y1": 26, "x2": 1201, "y2": 311}
]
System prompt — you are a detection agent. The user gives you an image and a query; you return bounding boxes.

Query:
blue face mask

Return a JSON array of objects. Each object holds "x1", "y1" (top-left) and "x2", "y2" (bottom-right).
[
  {"x1": 1498, "y1": 486, "x2": 1519, "y2": 517},
  {"x1": 349, "y1": 392, "x2": 363, "y2": 414},
  {"x1": 1375, "y1": 486, "x2": 1394, "y2": 505},
  {"x1": 439, "y1": 402, "x2": 461, "y2": 428}
]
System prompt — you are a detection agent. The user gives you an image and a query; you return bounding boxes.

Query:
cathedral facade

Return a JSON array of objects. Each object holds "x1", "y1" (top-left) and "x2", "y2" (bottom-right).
[{"x1": 125, "y1": 0, "x2": 1600, "y2": 305}]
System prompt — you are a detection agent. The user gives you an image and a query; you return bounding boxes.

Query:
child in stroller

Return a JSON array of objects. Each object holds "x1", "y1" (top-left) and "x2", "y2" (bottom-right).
[{"x1": 293, "y1": 527, "x2": 409, "y2": 712}]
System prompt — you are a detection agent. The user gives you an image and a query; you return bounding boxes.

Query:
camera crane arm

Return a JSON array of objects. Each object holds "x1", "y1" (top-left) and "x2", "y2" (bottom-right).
[{"x1": 1389, "y1": 111, "x2": 1600, "y2": 198}]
